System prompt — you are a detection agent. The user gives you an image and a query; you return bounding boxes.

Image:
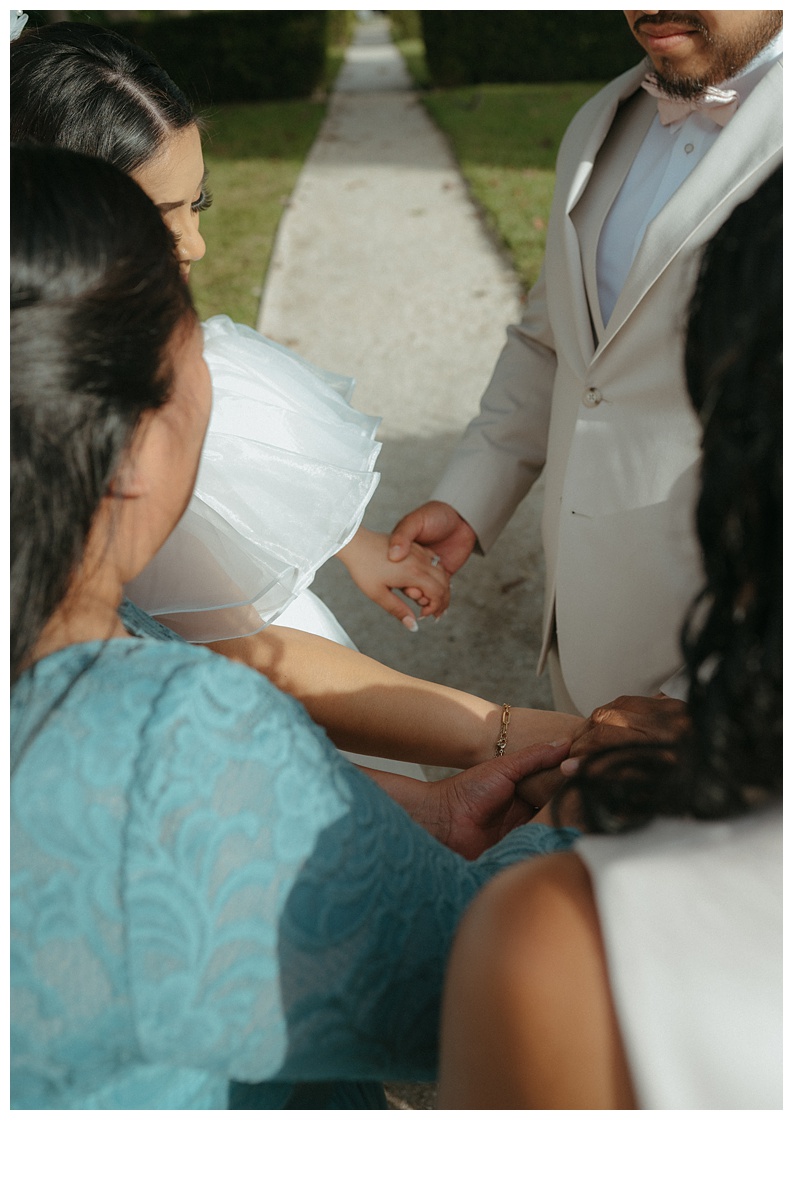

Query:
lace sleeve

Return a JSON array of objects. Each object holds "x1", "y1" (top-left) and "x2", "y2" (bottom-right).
[{"x1": 125, "y1": 651, "x2": 578, "y2": 1084}]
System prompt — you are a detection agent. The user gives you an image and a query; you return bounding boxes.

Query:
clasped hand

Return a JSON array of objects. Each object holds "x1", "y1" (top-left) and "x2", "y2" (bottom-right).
[
  {"x1": 427, "y1": 741, "x2": 571, "y2": 860},
  {"x1": 516, "y1": 693, "x2": 690, "y2": 827},
  {"x1": 563, "y1": 693, "x2": 690, "y2": 765},
  {"x1": 340, "y1": 504, "x2": 477, "y2": 630},
  {"x1": 338, "y1": 526, "x2": 452, "y2": 628}
]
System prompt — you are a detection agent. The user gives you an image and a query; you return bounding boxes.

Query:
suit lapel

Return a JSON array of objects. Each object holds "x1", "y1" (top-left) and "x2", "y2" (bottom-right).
[
  {"x1": 572, "y1": 90, "x2": 657, "y2": 342},
  {"x1": 555, "y1": 63, "x2": 648, "y2": 367},
  {"x1": 562, "y1": 63, "x2": 648, "y2": 212},
  {"x1": 598, "y1": 59, "x2": 783, "y2": 356}
]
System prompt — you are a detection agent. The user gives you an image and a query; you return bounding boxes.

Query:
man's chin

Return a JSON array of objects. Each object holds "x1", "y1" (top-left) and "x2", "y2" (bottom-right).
[
  {"x1": 648, "y1": 11, "x2": 782, "y2": 96},
  {"x1": 651, "y1": 66, "x2": 711, "y2": 100}
]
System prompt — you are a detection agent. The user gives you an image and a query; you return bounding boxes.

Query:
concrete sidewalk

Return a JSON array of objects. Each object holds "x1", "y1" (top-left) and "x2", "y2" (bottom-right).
[{"x1": 258, "y1": 16, "x2": 553, "y2": 717}]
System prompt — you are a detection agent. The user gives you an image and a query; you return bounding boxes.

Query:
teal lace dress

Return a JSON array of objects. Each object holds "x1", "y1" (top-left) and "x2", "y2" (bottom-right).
[{"x1": 11, "y1": 605, "x2": 578, "y2": 1109}]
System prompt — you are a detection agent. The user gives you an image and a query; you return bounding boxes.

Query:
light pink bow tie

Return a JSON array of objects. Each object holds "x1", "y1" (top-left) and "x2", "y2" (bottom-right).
[{"x1": 641, "y1": 72, "x2": 740, "y2": 127}]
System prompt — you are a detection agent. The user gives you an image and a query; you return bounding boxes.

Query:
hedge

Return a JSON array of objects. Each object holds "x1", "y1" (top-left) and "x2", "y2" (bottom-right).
[
  {"x1": 24, "y1": 10, "x2": 349, "y2": 104},
  {"x1": 420, "y1": 11, "x2": 642, "y2": 87},
  {"x1": 386, "y1": 11, "x2": 422, "y2": 42},
  {"x1": 326, "y1": 9, "x2": 357, "y2": 49}
]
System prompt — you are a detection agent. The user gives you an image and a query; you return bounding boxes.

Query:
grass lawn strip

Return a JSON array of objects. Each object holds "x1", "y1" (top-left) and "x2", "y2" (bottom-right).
[
  {"x1": 191, "y1": 99, "x2": 328, "y2": 326},
  {"x1": 420, "y1": 81, "x2": 603, "y2": 292}
]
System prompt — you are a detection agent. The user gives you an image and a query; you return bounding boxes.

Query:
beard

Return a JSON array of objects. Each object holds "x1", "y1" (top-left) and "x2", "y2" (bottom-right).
[{"x1": 637, "y1": 10, "x2": 783, "y2": 98}]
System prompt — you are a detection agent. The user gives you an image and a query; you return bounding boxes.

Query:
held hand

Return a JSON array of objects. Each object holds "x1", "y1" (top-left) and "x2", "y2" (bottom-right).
[
  {"x1": 514, "y1": 766, "x2": 566, "y2": 814},
  {"x1": 338, "y1": 527, "x2": 451, "y2": 629},
  {"x1": 388, "y1": 501, "x2": 477, "y2": 575},
  {"x1": 564, "y1": 693, "x2": 690, "y2": 765},
  {"x1": 524, "y1": 696, "x2": 690, "y2": 830},
  {"x1": 434, "y1": 741, "x2": 571, "y2": 860}
]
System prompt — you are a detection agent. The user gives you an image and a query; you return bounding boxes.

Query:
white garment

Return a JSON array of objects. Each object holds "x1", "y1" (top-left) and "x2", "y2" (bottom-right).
[
  {"x1": 576, "y1": 806, "x2": 782, "y2": 1110},
  {"x1": 126, "y1": 315, "x2": 381, "y2": 642}
]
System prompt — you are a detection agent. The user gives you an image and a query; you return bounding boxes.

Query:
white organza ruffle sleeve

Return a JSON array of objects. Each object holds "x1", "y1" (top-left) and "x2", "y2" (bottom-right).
[{"x1": 125, "y1": 315, "x2": 381, "y2": 641}]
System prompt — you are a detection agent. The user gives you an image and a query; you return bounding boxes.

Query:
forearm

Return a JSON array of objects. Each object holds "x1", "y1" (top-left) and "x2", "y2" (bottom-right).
[
  {"x1": 212, "y1": 624, "x2": 498, "y2": 766},
  {"x1": 432, "y1": 269, "x2": 557, "y2": 554},
  {"x1": 209, "y1": 624, "x2": 580, "y2": 768}
]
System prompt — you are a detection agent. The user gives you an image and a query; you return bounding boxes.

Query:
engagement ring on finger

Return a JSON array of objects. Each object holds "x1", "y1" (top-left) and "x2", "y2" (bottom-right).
[{"x1": 431, "y1": 555, "x2": 442, "y2": 568}]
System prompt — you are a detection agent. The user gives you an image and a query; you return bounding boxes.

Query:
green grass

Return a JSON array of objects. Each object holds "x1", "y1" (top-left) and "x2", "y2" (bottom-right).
[
  {"x1": 189, "y1": 34, "x2": 351, "y2": 326},
  {"x1": 324, "y1": 44, "x2": 349, "y2": 90},
  {"x1": 396, "y1": 37, "x2": 431, "y2": 88},
  {"x1": 392, "y1": 34, "x2": 602, "y2": 290},
  {"x1": 422, "y1": 82, "x2": 603, "y2": 290},
  {"x1": 189, "y1": 99, "x2": 328, "y2": 326}
]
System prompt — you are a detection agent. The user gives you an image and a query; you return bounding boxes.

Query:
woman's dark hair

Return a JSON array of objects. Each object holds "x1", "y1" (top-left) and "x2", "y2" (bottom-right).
[
  {"x1": 10, "y1": 21, "x2": 195, "y2": 173},
  {"x1": 570, "y1": 166, "x2": 782, "y2": 832},
  {"x1": 11, "y1": 144, "x2": 195, "y2": 683}
]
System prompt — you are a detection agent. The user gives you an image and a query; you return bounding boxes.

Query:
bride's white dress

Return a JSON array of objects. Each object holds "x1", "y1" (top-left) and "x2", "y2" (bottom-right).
[
  {"x1": 126, "y1": 315, "x2": 424, "y2": 779},
  {"x1": 126, "y1": 315, "x2": 381, "y2": 641}
]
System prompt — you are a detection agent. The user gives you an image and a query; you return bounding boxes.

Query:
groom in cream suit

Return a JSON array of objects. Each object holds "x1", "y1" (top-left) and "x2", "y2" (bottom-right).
[{"x1": 389, "y1": 10, "x2": 783, "y2": 717}]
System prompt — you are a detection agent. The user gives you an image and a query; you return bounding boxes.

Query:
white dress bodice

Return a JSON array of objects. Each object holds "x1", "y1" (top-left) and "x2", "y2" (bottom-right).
[
  {"x1": 126, "y1": 315, "x2": 381, "y2": 643},
  {"x1": 576, "y1": 805, "x2": 782, "y2": 1109}
]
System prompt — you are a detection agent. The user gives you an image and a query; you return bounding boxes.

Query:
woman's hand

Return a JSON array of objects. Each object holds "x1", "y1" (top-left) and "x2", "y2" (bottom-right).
[{"x1": 337, "y1": 526, "x2": 451, "y2": 630}]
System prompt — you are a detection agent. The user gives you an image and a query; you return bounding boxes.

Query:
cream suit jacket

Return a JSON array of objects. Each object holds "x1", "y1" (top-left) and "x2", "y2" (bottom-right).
[{"x1": 432, "y1": 58, "x2": 782, "y2": 716}]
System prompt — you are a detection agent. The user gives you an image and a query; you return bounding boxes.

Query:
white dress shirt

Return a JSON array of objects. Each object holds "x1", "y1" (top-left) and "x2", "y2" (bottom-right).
[{"x1": 597, "y1": 33, "x2": 783, "y2": 325}]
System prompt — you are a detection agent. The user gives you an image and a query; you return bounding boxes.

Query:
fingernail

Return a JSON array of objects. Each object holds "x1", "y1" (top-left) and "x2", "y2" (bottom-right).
[
  {"x1": 402, "y1": 615, "x2": 419, "y2": 632},
  {"x1": 388, "y1": 546, "x2": 401, "y2": 561},
  {"x1": 549, "y1": 739, "x2": 569, "y2": 747},
  {"x1": 559, "y1": 757, "x2": 580, "y2": 775}
]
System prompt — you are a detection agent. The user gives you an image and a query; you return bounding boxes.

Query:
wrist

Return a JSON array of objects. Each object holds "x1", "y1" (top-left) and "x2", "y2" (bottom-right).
[
  {"x1": 335, "y1": 534, "x2": 361, "y2": 568},
  {"x1": 471, "y1": 702, "x2": 513, "y2": 766},
  {"x1": 402, "y1": 778, "x2": 452, "y2": 844},
  {"x1": 361, "y1": 767, "x2": 441, "y2": 831},
  {"x1": 425, "y1": 777, "x2": 457, "y2": 849}
]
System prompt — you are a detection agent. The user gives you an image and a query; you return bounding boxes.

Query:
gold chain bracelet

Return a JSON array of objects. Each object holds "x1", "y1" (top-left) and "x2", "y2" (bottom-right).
[{"x1": 495, "y1": 703, "x2": 511, "y2": 756}]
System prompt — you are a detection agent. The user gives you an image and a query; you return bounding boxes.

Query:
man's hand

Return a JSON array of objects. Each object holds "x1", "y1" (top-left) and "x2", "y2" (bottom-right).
[
  {"x1": 433, "y1": 741, "x2": 571, "y2": 860},
  {"x1": 337, "y1": 527, "x2": 451, "y2": 629},
  {"x1": 388, "y1": 501, "x2": 478, "y2": 575}
]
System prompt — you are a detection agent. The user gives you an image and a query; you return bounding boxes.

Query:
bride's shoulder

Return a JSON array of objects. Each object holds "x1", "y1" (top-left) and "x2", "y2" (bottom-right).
[{"x1": 200, "y1": 314, "x2": 357, "y2": 407}]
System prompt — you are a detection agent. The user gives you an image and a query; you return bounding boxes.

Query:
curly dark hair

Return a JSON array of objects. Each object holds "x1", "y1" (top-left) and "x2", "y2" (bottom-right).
[{"x1": 568, "y1": 166, "x2": 782, "y2": 833}]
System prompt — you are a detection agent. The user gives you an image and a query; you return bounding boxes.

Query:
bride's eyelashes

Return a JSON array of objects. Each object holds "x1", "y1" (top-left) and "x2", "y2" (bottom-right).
[{"x1": 192, "y1": 187, "x2": 213, "y2": 214}]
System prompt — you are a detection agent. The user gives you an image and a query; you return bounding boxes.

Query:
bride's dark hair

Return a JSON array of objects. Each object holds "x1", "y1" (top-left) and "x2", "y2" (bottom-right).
[
  {"x1": 566, "y1": 166, "x2": 782, "y2": 832},
  {"x1": 11, "y1": 144, "x2": 195, "y2": 684},
  {"x1": 10, "y1": 21, "x2": 196, "y2": 173}
]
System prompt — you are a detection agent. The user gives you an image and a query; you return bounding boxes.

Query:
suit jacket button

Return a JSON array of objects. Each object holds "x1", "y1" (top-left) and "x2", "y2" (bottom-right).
[{"x1": 583, "y1": 387, "x2": 603, "y2": 407}]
